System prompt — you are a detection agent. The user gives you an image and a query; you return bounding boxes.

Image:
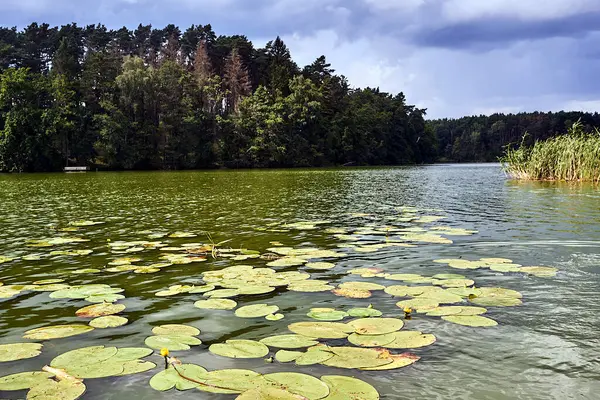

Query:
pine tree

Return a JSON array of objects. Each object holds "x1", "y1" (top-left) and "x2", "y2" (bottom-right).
[{"x1": 224, "y1": 48, "x2": 251, "y2": 114}]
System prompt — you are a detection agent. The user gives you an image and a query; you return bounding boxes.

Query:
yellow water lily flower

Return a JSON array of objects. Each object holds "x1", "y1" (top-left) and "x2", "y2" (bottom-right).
[{"x1": 160, "y1": 348, "x2": 169, "y2": 357}]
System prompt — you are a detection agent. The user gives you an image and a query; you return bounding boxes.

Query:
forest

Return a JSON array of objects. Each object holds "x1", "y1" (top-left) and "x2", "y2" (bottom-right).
[{"x1": 0, "y1": 22, "x2": 599, "y2": 172}]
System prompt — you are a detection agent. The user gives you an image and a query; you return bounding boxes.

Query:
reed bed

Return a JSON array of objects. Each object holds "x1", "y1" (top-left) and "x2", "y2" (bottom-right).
[{"x1": 500, "y1": 122, "x2": 600, "y2": 182}]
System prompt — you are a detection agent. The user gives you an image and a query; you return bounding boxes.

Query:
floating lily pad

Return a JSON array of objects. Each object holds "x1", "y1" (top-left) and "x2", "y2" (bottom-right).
[
  {"x1": 347, "y1": 307, "x2": 383, "y2": 318},
  {"x1": 322, "y1": 347, "x2": 393, "y2": 369},
  {"x1": 347, "y1": 318, "x2": 404, "y2": 335},
  {"x1": 295, "y1": 346, "x2": 335, "y2": 366},
  {"x1": 188, "y1": 285, "x2": 216, "y2": 294},
  {"x1": 321, "y1": 375, "x2": 380, "y2": 399},
  {"x1": 238, "y1": 286, "x2": 276, "y2": 295},
  {"x1": 480, "y1": 258, "x2": 513, "y2": 264},
  {"x1": 266, "y1": 313, "x2": 284, "y2": 321},
  {"x1": 426, "y1": 306, "x2": 487, "y2": 316},
  {"x1": 266, "y1": 257, "x2": 307, "y2": 267},
  {"x1": 260, "y1": 372, "x2": 330, "y2": 399},
  {"x1": 305, "y1": 262, "x2": 336, "y2": 270},
  {"x1": 307, "y1": 308, "x2": 349, "y2": 321},
  {"x1": 76, "y1": 303, "x2": 126, "y2": 318},
  {"x1": 89, "y1": 316, "x2": 128, "y2": 329},
  {"x1": 119, "y1": 360, "x2": 156, "y2": 375},
  {"x1": 338, "y1": 282, "x2": 386, "y2": 291},
  {"x1": 194, "y1": 299, "x2": 237, "y2": 310},
  {"x1": 195, "y1": 369, "x2": 262, "y2": 394},
  {"x1": 145, "y1": 335, "x2": 202, "y2": 351},
  {"x1": 260, "y1": 334, "x2": 319, "y2": 349},
  {"x1": 0, "y1": 343, "x2": 43, "y2": 362},
  {"x1": 519, "y1": 266, "x2": 558, "y2": 277},
  {"x1": 0, "y1": 371, "x2": 54, "y2": 391},
  {"x1": 152, "y1": 324, "x2": 200, "y2": 336},
  {"x1": 288, "y1": 322, "x2": 354, "y2": 339},
  {"x1": 209, "y1": 340, "x2": 269, "y2": 359},
  {"x1": 237, "y1": 387, "x2": 308, "y2": 399},
  {"x1": 275, "y1": 350, "x2": 303, "y2": 363},
  {"x1": 32, "y1": 279, "x2": 65, "y2": 285},
  {"x1": 85, "y1": 293, "x2": 126, "y2": 303},
  {"x1": 235, "y1": 304, "x2": 280, "y2": 318},
  {"x1": 432, "y1": 273, "x2": 466, "y2": 280},
  {"x1": 288, "y1": 282, "x2": 335, "y2": 293},
  {"x1": 442, "y1": 315, "x2": 498, "y2": 327},
  {"x1": 348, "y1": 332, "x2": 396, "y2": 347},
  {"x1": 149, "y1": 364, "x2": 208, "y2": 391},
  {"x1": 23, "y1": 325, "x2": 94, "y2": 340},
  {"x1": 332, "y1": 288, "x2": 372, "y2": 299},
  {"x1": 384, "y1": 331, "x2": 436, "y2": 349},
  {"x1": 386, "y1": 274, "x2": 424, "y2": 281},
  {"x1": 27, "y1": 377, "x2": 86, "y2": 400},
  {"x1": 359, "y1": 352, "x2": 420, "y2": 371},
  {"x1": 396, "y1": 298, "x2": 440, "y2": 311},
  {"x1": 489, "y1": 264, "x2": 522, "y2": 273}
]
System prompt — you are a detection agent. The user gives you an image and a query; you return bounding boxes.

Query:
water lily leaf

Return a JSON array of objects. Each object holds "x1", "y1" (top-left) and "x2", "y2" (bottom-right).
[
  {"x1": 418, "y1": 290, "x2": 464, "y2": 304},
  {"x1": 480, "y1": 258, "x2": 513, "y2": 264},
  {"x1": 71, "y1": 268, "x2": 101, "y2": 274},
  {"x1": 33, "y1": 279, "x2": 65, "y2": 285},
  {"x1": 119, "y1": 360, "x2": 157, "y2": 376},
  {"x1": 27, "y1": 377, "x2": 86, "y2": 400},
  {"x1": 260, "y1": 334, "x2": 319, "y2": 349},
  {"x1": 194, "y1": 299, "x2": 237, "y2": 310},
  {"x1": 112, "y1": 347, "x2": 154, "y2": 362},
  {"x1": 149, "y1": 364, "x2": 208, "y2": 391},
  {"x1": 338, "y1": 282, "x2": 385, "y2": 291},
  {"x1": 85, "y1": 293, "x2": 125, "y2": 303},
  {"x1": 0, "y1": 371, "x2": 54, "y2": 390},
  {"x1": 347, "y1": 318, "x2": 404, "y2": 335},
  {"x1": 134, "y1": 267, "x2": 160, "y2": 274},
  {"x1": 518, "y1": 266, "x2": 558, "y2": 277},
  {"x1": 295, "y1": 346, "x2": 335, "y2": 366},
  {"x1": 51, "y1": 346, "x2": 118, "y2": 369},
  {"x1": 152, "y1": 324, "x2": 200, "y2": 336},
  {"x1": 209, "y1": 340, "x2": 269, "y2": 359},
  {"x1": 383, "y1": 331, "x2": 436, "y2": 349},
  {"x1": 275, "y1": 350, "x2": 304, "y2": 363},
  {"x1": 195, "y1": 369, "x2": 262, "y2": 394},
  {"x1": 305, "y1": 262, "x2": 335, "y2": 270},
  {"x1": 321, "y1": 375, "x2": 380, "y2": 400},
  {"x1": 259, "y1": 372, "x2": 330, "y2": 399},
  {"x1": 288, "y1": 322, "x2": 354, "y2": 339},
  {"x1": 322, "y1": 347, "x2": 393, "y2": 369},
  {"x1": 76, "y1": 303, "x2": 126, "y2": 318},
  {"x1": 442, "y1": 315, "x2": 498, "y2": 327},
  {"x1": 426, "y1": 306, "x2": 487, "y2": 316},
  {"x1": 145, "y1": 335, "x2": 202, "y2": 351},
  {"x1": 433, "y1": 279, "x2": 475, "y2": 288},
  {"x1": 24, "y1": 325, "x2": 94, "y2": 340},
  {"x1": 0, "y1": 343, "x2": 43, "y2": 362},
  {"x1": 332, "y1": 288, "x2": 372, "y2": 299},
  {"x1": 204, "y1": 289, "x2": 240, "y2": 298},
  {"x1": 307, "y1": 309, "x2": 349, "y2": 321},
  {"x1": 169, "y1": 231, "x2": 197, "y2": 238},
  {"x1": 347, "y1": 332, "x2": 396, "y2": 347},
  {"x1": 385, "y1": 274, "x2": 424, "y2": 281},
  {"x1": 31, "y1": 284, "x2": 71, "y2": 292},
  {"x1": 470, "y1": 296, "x2": 522, "y2": 307},
  {"x1": 66, "y1": 362, "x2": 125, "y2": 379},
  {"x1": 89, "y1": 316, "x2": 128, "y2": 328},
  {"x1": 236, "y1": 387, "x2": 308, "y2": 399},
  {"x1": 347, "y1": 308, "x2": 383, "y2": 318},
  {"x1": 266, "y1": 313, "x2": 284, "y2": 321},
  {"x1": 188, "y1": 285, "x2": 216, "y2": 294},
  {"x1": 237, "y1": 286, "x2": 276, "y2": 295},
  {"x1": 359, "y1": 352, "x2": 420, "y2": 371},
  {"x1": 235, "y1": 304, "x2": 280, "y2": 318},
  {"x1": 489, "y1": 264, "x2": 522, "y2": 273},
  {"x1": 266, "y1": 257, "x2": 308, "y2": 267},
  {"x1": 396, "y1": 298, "x2": 440, "y2": 311},
  {"x1": 432, "y1": 273, "x2": 466, "y2": 280},
  {"x1": 288, "y1": 282, "x2": 335, "y2": 293}
]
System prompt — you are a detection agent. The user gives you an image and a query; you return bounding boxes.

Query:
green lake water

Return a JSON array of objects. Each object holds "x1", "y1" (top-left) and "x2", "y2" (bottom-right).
[{"x1": 1, "y1": 164, "x2": 599, "y2": 399}]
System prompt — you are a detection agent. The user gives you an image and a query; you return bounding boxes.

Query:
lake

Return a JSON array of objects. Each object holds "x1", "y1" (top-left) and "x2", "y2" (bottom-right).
[{"x1": 0, "y1": 164, "x2": 599, "y2": 399}]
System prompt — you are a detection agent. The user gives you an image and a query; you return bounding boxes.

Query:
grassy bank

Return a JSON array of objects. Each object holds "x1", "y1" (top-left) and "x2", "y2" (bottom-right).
[{"x1": 500, "y1": 122, "x2": 600, "y2": 182}]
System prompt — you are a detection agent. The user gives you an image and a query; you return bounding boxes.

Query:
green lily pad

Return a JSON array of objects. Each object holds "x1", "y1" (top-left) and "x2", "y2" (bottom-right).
[
  {"x1": 432, "y1": 274, "x2": 466, "y2": 280},
  {"x1": 23, "y1": 325, "x2": 94, "y2": 340},
  {"x1": 266, "y1": 257, "x2": 307, "y2": 267},
  {"x1": 0, "y1": 371, "x2": 54, "y2": 390},
  {"x1": 480, "y1": 257, "x2": 513, "y2": 264},
  {"x1": 51, "y1": 346, "x2": 117, "y2": 369},
  {"x1": 433, "y1": 279, "x2": 475, "y2": 288},
  {"x1": 149, "y1": 364, "x2": 208, "y2": 391},
  {"x1": 194, "y1": 299, "x2": 237, "y2": 310},
  {"x1": 383, "y1": 331, "x2": 436, "y2": 349},
  {"x1": 519, "y1": 266, "x2": 558, "y2": 277},
  {"x1": 235, "y1": 304, "x2": 280, "y2": 318},
  {"x1": 322, "y1": 347, "x2": 393, "y2": 369},
  {"x1": 426, "y1": 306, "x2": 487, "y2": 316},
  {"x1": 85, "y1": 293, "x2": 126, "y2": 303},
  {"x1": 209, "y1": 340, "x2": 269, "y2": 359},
  {"x1": 332, "y1": 287, "x2": 372, "y2": 299},
  {"x1": 89, "y1": 316, "x2": 128, "y2": 329},
  {"x1": 204, "y1": 289, "x2": 240, "y2": 298},
  {"x1": 195, "y1": 369, "x2": 262, "y2": 394},
  {"x1": 145, "y1": 335, "x2": 202, "y2": 351},
  {"x1": 134, "y1": 267, "x2": 160, "y2": 274},
  {"x1": 347, "y1": 308, "x2": 383, "y2": 318},
  {"x1": 76, "y1": 303, "x2": 126, "y2": 318},
  {"x1": 489, "y1": 264, "x2": 522, "y2": 273},
  {"x1": 386, "y1": 274, "x2": 424, "y2": 281},
  {"x1": 27, "y1": 377, "x2": 86, "y2": 400},
  {"x1": 188, "y1": 285, "x2": 216, "y2": 294},
  {"x1": 237, "y1": 387, "x2": 308, "y2": 399},
  {"x1": 288, "y1": 322, "x2": 354, "y2": 339},
  {"x1": 32, "y1": 279, "x2": 65, "y2": 285},
  {"x1": 260, "y1": 372, "x2": 330, "y2": 399},
  {"x1": 31, "y1": 284, "x2": 71, "y2": 292},
  {"x1": 152, "y1": 324, "x2": 200, "y2": 336},
  {"x1": 0, "y1": 343, "x2": 43, "y2": 362},
  {"x1": 266, "y1": 313, "x2": 285, "y2": 321},
  {"x1": 295, "y1": 346, "x2": 335, "y2": 366},
  {"x1": 338, "y1": 282, "x2": 386, "y2": 291},
  {"x1": 305, "y1": 262, "x2": 336, "y2": 270},
  {"x1": 288, "y1": 282, "x2": 335, "y2": 292},
  {"x1": 307, "y1": 308, "x2": 349, "y2": 321},
  {"x1": 238, "y1": 286, "x2": 276, "y2": 295},
  {"x1": 347, "y1": 332, "x2": 396, "y2": 347},
  {"x1": 321, "y1": 375, "x2": 380, "y2": 400},
  {"x1": 275, "y1": 350, "x2": 303, "y2": 363},
  {"x1": 119, "y1": 360, "x2": 156, "y2": 375},
  {"x1": 396, "y1": 298, "x2": 440, "y2": 311},
  {"x1": 347, "y1": 318, "x2": 403, "y2": 335},
  {"x1": 442, "y1": 315, "x2": 498, "y2": 327},
  {"x1": 260, "y1": 334, "x2": 319, "y2": 349},
  {"x1": 359, "y1": 352, "x2": 420, "y2": 371}
]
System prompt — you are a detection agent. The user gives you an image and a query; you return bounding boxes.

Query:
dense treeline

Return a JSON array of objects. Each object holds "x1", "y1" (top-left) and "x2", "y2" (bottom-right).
[
  {"x1": 0, "y1": 22, "x2": 435, "y2": 172},
  {"x1": 428, "y1": 111, "x2": 600, "y2": 162}
]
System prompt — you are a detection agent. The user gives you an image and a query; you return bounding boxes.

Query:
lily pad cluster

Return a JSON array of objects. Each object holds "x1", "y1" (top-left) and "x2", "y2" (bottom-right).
[
  {"x1": 150, "y1": 363, "x2": 380, "y2": 400},
  {"x1": 433, "y1": 257, "x2": 558, "y2": 277},
  {"x1": 145, "y1": 324, "x2": 202, "y2": 351},
  {"x1": 0, "y1": 345, "x2": 155, "y2": 399}
]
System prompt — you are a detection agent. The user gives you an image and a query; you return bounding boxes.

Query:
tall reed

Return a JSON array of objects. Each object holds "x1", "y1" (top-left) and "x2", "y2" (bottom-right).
[{"x1": 500, "y1": 121, "x2": 600, "y2": 182}]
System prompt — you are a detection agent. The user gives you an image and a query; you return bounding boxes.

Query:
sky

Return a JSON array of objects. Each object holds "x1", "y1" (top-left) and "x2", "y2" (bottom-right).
[{"x1": 2, "y1": 0, "x2": 600, "y2": 119}]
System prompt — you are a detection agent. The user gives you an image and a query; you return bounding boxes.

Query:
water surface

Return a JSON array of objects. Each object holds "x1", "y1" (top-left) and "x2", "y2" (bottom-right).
[{"x1": 1, "y1": 164, "x2": 599, "y2": 399}]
